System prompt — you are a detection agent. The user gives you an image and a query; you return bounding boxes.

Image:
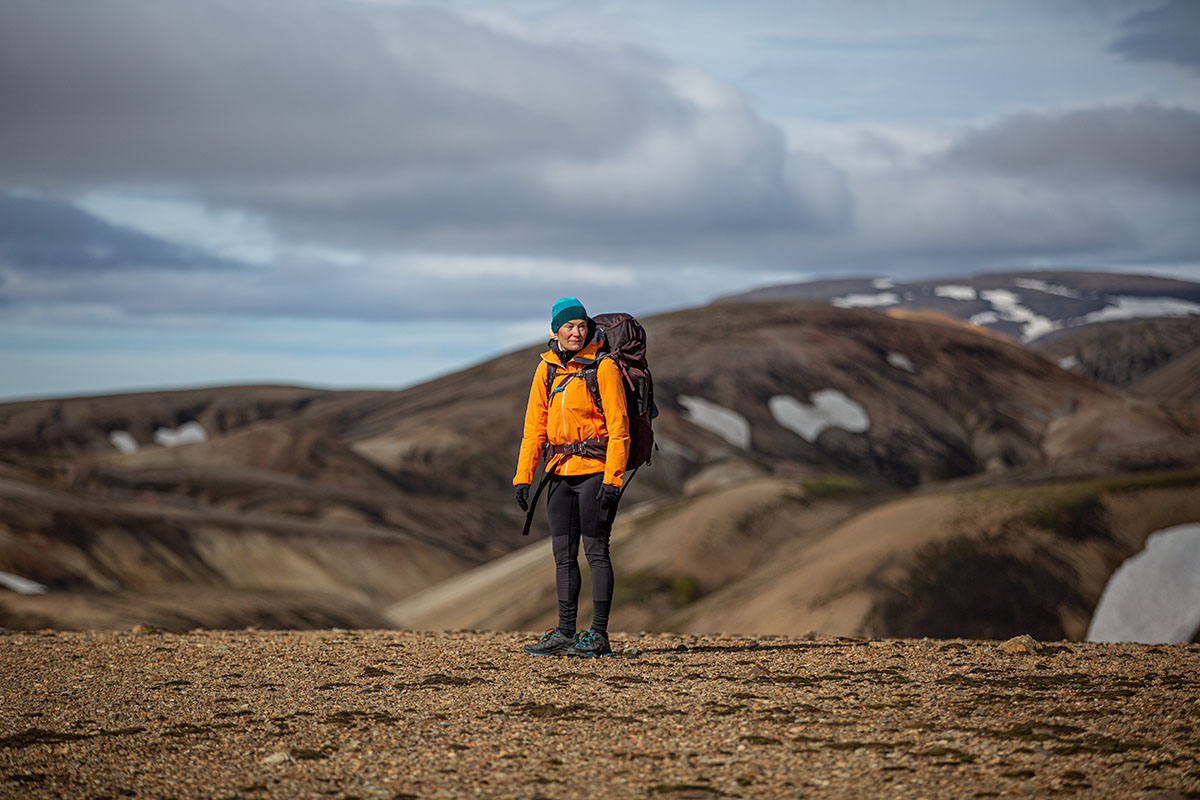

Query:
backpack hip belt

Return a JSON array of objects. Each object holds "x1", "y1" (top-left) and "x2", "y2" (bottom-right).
[{"x1": 542, "y1": 436, "x2": 608, "y2": 460}]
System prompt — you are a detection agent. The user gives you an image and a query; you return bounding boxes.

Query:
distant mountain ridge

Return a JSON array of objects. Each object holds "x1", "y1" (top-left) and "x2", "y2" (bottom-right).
[{"x1": 715, "y1": 270, "x2": 1200, "y2": 343}]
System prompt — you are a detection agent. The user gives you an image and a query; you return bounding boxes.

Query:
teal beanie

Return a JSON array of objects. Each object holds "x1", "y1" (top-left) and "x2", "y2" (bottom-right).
[{"x1": 551, "y1": 296, "x2": 588, "y2": 332}]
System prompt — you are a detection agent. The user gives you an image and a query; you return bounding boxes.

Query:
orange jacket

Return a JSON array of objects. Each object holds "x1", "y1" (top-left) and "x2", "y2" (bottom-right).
[{"x1": 513, "y1": 340, "x2": 630, "y2": 487}]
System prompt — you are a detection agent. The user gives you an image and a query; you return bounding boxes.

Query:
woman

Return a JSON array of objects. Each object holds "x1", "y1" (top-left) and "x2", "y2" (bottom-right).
[{"x1": 513, "y1": 296, "x2": 630, "y2": 657}]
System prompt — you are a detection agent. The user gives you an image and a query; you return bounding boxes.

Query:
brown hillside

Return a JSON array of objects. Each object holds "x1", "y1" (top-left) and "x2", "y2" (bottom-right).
[
  {"x1": 1034, "y1": 316, "x2": 1200, "y2": 394},
  {"x1": 1136, "y1": 345, "x2": 1200, "y2": 406},
  {"x1": 388, "y1": 469, "x2": 1200, "y2": 642},
  {"x1": 3, "y1": 301, "x2": 1198, "y2": 632}
]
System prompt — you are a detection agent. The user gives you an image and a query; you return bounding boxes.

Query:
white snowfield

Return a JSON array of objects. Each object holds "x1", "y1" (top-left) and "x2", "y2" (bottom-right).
[
  {"x1": 971, "y1": 289, "x2": 1061, "y2": 342},
  {"x1": 831, "y1": 292, "x2": 900, "y2": 309},
  {"x1": 769, "y1": 390, "x2": 870, "y2": 442},
  {"x1": 677, "y1": 395, "x2": 751, "y2": 449},
  {"x1": 871, "y1": 278, "x2": 895, "y2": 289},
  {"x1": 1013, "y1": 278, "x2": 1081, "y2": 298},
  {"x1": 678, "y1": 390, "x2": 871, "y2": 448},
  {"x1": 0, "y1": 570, "x2": 48, "y2": 595},
  {"x1": 154, "y1": 421, "x2": 209, "y2": 448},
  {"x1": 1087, "y1": 524, "x2": 1200, "y2": 644},
  {"x1": 934, "y1": 285, "x2": 977, "y2": 301},
  {"x1": 887, "y1": 352, "x2": 917, "y2": 373},
  {"x1": 1058, "y1": 355, "x2": 1080, "y2": 370},
  {"x1": 964, "y1": 286, "x2": 1198, "y2": 342},
  {"x1": 1077, "y1": 296, "x2": 1200, "y2": 324},
  {"x1": 108, "y1": 430, "x2": 139, "y2": 454}
]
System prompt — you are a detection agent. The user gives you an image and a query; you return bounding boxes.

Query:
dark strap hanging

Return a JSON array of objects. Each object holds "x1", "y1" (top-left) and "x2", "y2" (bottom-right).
[{"x1": 521, "y1": 469, "x2": 554, "y2": 537}]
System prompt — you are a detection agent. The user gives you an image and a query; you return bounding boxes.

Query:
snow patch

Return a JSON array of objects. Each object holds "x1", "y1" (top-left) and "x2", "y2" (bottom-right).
[
  {"x1": 154, "y1": 421, "x2": 209, "y2": 448},
  {"x1": 871, "y1": 278, "x2": 895, "y2": 289},
  {"x1": 1087, "y1": 524, "x2": 1200, "y2": 644},
  {"x1": 1076, "y1": 296, "x2": 1200, "y2": 325},
  {"x1": 934, "y1": 285, "x2": 977, "y2": 301},
  {"x1": 677, "y1": 395, "x2": 750, "y2": 449},
  {"x1": 0, "y1": 571, "x2": 48, "y2": 595},
  {"x1": 108, "y1": 430, "x2": 139, "y2": 454},
  {"x1": 978, "y1": 289, "x2": 1061, "y2": 342},
  {"x1": 769, "y1": 391, "x2": 870, "y2": 442},
  {"x1": 1013, "y1": 278, "x2": 1081, "y2": 298},
  {"x1": 831, "y1": 292, "x2": 899, "y2": 309},
  {"x1": 887, "y1": 352, "x2": 916, "y2": 373},
  {"x1": 1058, "y1": 355, "x2": 1080, "y2": 370}
]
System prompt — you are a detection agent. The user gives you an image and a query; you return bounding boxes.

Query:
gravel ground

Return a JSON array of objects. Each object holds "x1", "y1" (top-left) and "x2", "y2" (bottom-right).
[{"x1": 2, "y1": 629, "x2": 1198, "y2": 799}]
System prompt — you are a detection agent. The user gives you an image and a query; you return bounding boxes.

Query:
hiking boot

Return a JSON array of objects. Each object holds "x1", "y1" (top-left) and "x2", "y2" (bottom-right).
[
  {"x1": 522, "y1": 629, "x2": 574, "y2": 656},
  {"x1": 568, "y1": 628, "x2": 612, "y2": 657}
]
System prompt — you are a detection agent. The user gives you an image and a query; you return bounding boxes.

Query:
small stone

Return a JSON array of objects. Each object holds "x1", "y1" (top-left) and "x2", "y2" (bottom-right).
[
  {"x1": 130, "y1": 624, "x2": 165, "y2": 635},
  {"x1": 748, "y1": 664, "x2": 771, "y2": 677},
  {"x1": 262, "y1": 751, "x2": 291, "y2": 765},
  {"x1": 620, "y1": 646, "x2": 641, "y2": 656},
  {"x1": 998, "y1": 634, "x2": 1037, "y2": 655}
]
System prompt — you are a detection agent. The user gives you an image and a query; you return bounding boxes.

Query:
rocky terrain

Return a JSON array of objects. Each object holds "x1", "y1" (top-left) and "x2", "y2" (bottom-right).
[{"x1": 2, "y1": 629, "x2": 1198, "y2": 800}]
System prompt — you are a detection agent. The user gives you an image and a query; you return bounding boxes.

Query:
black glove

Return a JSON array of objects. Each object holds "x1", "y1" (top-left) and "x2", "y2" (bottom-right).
[
  {"x1": 596, "y1": 482, "x2": 622, "y2": 509},
  {"x1": 514, "y1": 483, "x2": 530, "y2": 511}
]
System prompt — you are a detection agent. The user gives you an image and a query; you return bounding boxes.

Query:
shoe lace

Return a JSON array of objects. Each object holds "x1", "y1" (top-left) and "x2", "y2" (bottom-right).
[
  {"x1": 538, "y1": 629, "x2": 559, "y2": 642},
  {"x1": 576, "y1": 628, "x2": 599, "y2": 647}
]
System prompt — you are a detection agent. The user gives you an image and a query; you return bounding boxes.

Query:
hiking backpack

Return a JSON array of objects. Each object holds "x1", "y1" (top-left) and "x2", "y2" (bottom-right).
[{"x1": 544, "y1": 312, "x2": 656, "y2": 470}]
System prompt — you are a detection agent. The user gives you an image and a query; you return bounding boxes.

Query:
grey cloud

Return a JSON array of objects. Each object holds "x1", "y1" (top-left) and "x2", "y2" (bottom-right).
[
  {"x1": 199, "y1": 105, "x2": 849, "y2": 264},
  {"x1": 1109, "y1": 0, "x2": 1200, "y2": 73},
  {"x1": 0, "y1": 0, "x2": 845, "y2": 263},
  {"x1": 942, "y1": 105, "x2": 1200, "y2": 187},
  {"x1": 0, "y1": 0, "x2": 1193, "y2": 315},
  {"x1": 0, "y1": 0, "x2": 683, "y2": 183}
]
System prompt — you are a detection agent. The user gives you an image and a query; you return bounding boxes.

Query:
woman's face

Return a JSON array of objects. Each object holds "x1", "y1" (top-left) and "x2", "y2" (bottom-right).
[{"x1": 554, "y1": 318, "x2": 588, "y2": 353}]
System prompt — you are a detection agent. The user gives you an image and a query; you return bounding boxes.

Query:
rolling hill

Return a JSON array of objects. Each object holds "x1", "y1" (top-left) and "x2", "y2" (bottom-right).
[{"x1": 3, "y1": 277, "x2": 1199, "y2": 635}]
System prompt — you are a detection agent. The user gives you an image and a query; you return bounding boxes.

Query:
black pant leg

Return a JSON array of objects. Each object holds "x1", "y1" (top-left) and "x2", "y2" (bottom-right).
[
  {"x1": 546, "y1": 476, "x2": 581, "y2": 635},
  {"x1": 576, "y1": 473, "x2": 616, "y2": 633}
]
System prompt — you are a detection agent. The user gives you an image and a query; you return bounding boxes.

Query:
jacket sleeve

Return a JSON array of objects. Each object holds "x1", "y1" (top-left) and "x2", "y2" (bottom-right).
[
  {"x1": 513, "y1": 360, "x2": 549, "y2": 485},
  {"x1": 597, "y1": 357, "x2": 630, "y2": 487}
]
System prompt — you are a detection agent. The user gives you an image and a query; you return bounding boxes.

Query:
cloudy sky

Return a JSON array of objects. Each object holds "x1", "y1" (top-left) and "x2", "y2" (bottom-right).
[{"x1": 2, "y1": 0, "x2": 1199, "y2": 400}]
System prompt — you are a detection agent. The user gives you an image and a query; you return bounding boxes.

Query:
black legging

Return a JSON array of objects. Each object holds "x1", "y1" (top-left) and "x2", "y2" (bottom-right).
[{"x1": 546, "y1": 472, "x2": 617, "y2": 635}]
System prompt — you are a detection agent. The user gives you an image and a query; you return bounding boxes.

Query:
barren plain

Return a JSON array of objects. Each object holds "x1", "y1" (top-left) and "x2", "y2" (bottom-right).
[{"x1": 2, "y1": 629, "x2": 1198, "y2": 799}]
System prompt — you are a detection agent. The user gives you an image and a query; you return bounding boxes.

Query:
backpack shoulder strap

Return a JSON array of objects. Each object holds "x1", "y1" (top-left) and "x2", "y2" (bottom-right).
[
  {"x1": 582, "y1": 364, "x2": 604, "y2": 415},
  {"x1": 544, "y1": 362, "x2": 559, "y2": 400}
]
